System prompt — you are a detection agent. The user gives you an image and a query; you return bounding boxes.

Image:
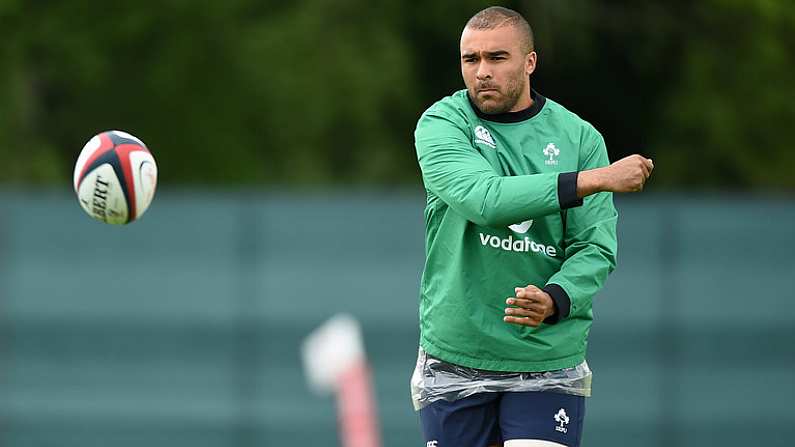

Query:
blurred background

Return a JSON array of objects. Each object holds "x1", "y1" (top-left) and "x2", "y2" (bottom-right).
[{"x1": 1, "y1": 0, "x2": 794, "y2": 446}]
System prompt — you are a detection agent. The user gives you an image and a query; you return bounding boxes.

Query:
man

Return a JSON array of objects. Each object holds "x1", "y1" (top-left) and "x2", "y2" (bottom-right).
[{"x1": 411, "y1": 6, "x2": 653, "y2": 447}]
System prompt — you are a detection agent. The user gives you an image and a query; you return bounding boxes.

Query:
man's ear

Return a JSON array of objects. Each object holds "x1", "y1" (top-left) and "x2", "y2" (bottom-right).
[{"x1": 526, "y1": 51, "x2": 537, "y2": 76}]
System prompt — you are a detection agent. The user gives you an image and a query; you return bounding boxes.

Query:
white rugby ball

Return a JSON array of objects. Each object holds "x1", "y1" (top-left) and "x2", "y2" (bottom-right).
[{"x1": 73, "y1": 130, "x2": 158, "y2": 224}]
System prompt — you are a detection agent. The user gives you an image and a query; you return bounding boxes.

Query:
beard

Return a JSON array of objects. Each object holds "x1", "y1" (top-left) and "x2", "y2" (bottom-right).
[{"x1": 469, "y1": 69, "x2": 525, "y2": 114}]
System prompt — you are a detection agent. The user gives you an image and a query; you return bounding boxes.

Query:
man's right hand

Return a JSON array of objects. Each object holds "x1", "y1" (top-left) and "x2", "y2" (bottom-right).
[{"x1": 577, "y1": 154, "x2": 654, "y2": 197}]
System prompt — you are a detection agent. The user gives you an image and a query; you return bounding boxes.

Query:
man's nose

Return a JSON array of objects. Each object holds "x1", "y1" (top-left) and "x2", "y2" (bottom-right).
[{"x1": 476, "y1": 61, "x2": 491, "y2": 80}]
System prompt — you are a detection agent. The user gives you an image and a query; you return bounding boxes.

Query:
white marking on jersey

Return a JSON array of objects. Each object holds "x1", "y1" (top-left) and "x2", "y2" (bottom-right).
[
  {"x1": 508, "y1": 219, "x2": 533, "y2": 234},
  {"x1": 543, "y1": 142, "x2": 560, "y2": 165},
  {"x1": 474, "y1": 126, "x2": 496, "y2": 148}
]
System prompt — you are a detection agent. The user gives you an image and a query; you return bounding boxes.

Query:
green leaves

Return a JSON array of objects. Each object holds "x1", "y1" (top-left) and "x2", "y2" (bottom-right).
[
  {"x1": 1, "y1": 1, "x2": 792, "y2": 189},
  {"x1": 653, "y1": 0, "x2": 795, "y2": 189}
]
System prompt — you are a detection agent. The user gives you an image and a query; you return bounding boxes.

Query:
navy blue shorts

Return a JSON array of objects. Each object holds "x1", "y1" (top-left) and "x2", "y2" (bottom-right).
[{"x1": 419, "y1": 391, "x2": 585, "y2": 446}]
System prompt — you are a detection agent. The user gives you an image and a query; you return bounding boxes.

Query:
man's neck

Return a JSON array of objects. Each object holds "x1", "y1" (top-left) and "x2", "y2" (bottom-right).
[
  {"x1": 509, "y1": 85, "x2": 533, "y2": 112},
  {"x1": 469, "y1": 88, "x2": 546, "y2": 123}
]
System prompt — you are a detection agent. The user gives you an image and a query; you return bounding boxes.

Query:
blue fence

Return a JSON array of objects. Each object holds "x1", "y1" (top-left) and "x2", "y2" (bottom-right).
[{"x1": 1, "y1": 191, "x2": 793, "y2": 446}]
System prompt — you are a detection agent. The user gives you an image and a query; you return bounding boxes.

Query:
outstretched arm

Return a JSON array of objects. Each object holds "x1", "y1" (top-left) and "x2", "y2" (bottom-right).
[
  {"x1": 416, "y1": 110, "x2": 653, "y2": 229},
  {"x1": 416, "y1": 111, "x2": 583, "y2": 226},
  {"x1": 504, "y1": 134, "x2": 652, "y2": 327}
]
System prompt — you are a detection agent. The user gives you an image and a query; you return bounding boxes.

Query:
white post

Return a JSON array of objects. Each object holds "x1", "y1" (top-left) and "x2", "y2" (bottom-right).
[{"x1": 302, "y1": 314, "x2": 382, "y2": 447}]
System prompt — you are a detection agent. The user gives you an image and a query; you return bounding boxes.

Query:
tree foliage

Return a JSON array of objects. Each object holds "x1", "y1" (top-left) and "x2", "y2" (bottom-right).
[{"x1": 1, "y1": 0, "x2": 792, "y2": 189}]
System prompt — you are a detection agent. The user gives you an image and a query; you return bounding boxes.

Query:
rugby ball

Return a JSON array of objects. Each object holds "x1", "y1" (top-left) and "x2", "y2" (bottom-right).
[{"x1": 73, "y1": 130, "x2": 157, "y2": 224}]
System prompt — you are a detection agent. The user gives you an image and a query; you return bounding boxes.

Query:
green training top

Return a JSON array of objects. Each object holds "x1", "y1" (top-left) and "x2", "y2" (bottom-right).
[{"x1": 415, "y1": 89, "x2": 618, "y2": 372}]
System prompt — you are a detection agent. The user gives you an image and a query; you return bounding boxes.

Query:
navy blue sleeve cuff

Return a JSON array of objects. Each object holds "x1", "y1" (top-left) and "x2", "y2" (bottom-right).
[
  {"x1": 557, "y1": 172, "x2": 583, "y2": 209},
  {"x1": 542, "y1": 283, "x2": 571, "y2": 325}
]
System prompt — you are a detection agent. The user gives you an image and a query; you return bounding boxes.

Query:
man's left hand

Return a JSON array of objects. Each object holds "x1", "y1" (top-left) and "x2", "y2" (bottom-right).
[{"x1": 504, "y1": 285, "x2": 556, "y2": 327}]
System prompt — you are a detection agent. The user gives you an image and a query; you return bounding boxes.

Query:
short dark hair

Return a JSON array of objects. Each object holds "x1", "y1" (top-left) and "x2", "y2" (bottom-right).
[{"x1": 465, "y1": 6, "x2": 534, "y2": 53}]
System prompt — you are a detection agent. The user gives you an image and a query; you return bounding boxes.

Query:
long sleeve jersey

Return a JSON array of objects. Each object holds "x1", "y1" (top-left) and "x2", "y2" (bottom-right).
[{"x1": 415, "y1": 89, "x2": 617, "y2": 372}]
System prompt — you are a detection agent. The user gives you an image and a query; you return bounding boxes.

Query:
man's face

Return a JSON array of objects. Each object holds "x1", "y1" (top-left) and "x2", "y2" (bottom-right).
[{"x1": 460, "y1": 26, "x2": 536, "y2": 114}]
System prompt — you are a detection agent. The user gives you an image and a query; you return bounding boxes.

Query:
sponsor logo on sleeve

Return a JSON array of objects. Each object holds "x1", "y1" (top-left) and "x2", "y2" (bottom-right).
[{"x1": 474, "y1": 126, "x2": 496, "y2": 148}]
